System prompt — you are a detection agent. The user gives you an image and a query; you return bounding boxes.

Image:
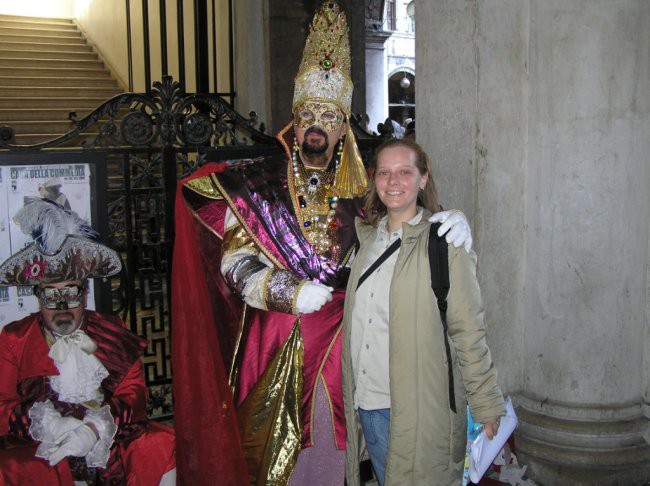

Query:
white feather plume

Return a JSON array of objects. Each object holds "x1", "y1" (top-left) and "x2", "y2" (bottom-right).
[{"x1": 13, "y1": 198, "x2": 99, "y2": 254}]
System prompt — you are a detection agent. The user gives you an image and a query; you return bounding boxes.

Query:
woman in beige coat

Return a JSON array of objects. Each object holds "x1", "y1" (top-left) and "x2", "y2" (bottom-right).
[{"x1": 341, "y1": 138, "x2": 505, "y2": 485}]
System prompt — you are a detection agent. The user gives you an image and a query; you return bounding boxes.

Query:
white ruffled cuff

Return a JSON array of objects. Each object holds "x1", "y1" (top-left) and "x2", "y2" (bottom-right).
[
  {"x1": 28, "y1": 400, "x2": 59, "y2": 442},
  {"x1": 83, "y1": 405, "x2": 118, "y2": 468}
]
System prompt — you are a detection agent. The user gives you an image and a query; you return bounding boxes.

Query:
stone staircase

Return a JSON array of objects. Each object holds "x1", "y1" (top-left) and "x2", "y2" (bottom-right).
[{"x1": 0, "y1": 14, "x2": 124, "y2": 146}]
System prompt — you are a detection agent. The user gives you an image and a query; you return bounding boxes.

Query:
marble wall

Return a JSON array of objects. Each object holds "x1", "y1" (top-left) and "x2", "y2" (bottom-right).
[{"x1": 417, "y1": 0, "x2": 650, "y2": 483}]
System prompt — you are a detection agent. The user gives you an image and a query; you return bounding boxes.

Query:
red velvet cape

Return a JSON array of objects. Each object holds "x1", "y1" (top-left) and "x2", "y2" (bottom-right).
[{"x1": 171, "y1": 162, "x2": 249, "y2": 486}]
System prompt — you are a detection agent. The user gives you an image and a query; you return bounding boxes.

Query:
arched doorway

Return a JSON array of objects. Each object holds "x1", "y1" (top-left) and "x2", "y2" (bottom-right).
[{"x1": 388, "y1": 69, "x2": 415, "y2": 127}]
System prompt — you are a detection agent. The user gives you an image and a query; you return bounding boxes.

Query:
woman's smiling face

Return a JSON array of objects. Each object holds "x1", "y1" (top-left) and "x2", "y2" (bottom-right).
[{"x1": 374, "y1": 145, "x2": 427, "y2": 218}]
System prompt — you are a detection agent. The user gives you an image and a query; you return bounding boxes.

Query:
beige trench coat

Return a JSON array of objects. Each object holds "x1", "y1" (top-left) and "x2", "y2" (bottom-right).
[{"x1": 342, "y1": 211, "x2": 506, "y2": 485}]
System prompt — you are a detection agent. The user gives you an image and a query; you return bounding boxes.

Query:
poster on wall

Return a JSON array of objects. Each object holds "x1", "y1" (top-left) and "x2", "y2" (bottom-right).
[
  {"x1": 0, "y1": 163, "x2": 95, "y2": 330},
  {"x1": 0, "y1": 167, "x2": 11, "y2": 327}
]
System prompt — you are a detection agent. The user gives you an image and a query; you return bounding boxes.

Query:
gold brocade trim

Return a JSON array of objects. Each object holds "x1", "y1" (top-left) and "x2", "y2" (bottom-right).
[
  {"x1": 260, "y1": 270, "x2": 273, "y2": 311},
  {"x1": 308, "y1": 323, "x2": 343, "y2": 448},
  {"x1": 209, "y1": 173, "x2": 286, "y2": 271},
  {"x1": 222, "y1": 224, "x2": 258, "y2": 257},
  {"x1": 341, "y1": 241, "x2": 355, "y2": 267},
  {"x1": 237, "y1": 318, "x2": 304, "y2": 485},
  {"x1": 265, "y1": 270, "x2": 301, "y2": 314},
  {"x1": 275, "y1": 121, "x2": 294, "y2": 161},
  {"x1": 185, "y1": 175, "x2": 224, "y2": 199}
]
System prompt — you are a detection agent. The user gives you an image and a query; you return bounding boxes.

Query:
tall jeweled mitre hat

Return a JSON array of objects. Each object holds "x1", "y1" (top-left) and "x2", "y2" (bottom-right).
[
  {"x1": 292, "y1": 1, "x2": 368, "y2": 198},
  {"x1": 293, "y1": 2, "x2": 353, "y2": 115},
  {"x1": 0, "y1": 198, "x2": 122, "y2": 285}
]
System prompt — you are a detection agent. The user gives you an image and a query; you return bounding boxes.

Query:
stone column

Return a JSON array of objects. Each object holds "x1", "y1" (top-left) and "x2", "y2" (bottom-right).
[
  {"x1": 417, "y1": 1, "x2": 650, "y2": 484},
  {"x1": 233, "y1": 0, "x2": 271, "y2": 130},
  {"x1": 365, "y1": 30, "x2": 391, "y2": 133}
]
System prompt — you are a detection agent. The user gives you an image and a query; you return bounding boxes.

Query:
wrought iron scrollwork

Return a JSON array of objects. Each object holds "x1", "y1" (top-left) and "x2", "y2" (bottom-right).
[
  {"x1": 182, "y1": 113, "x2": 213, "y2": 145},
  {"x1": 0, "y1": 76, "x2": 274, "y2": 150},
  {"x1": 122, "y1": 112, "x2": 155, "y2": 145}
]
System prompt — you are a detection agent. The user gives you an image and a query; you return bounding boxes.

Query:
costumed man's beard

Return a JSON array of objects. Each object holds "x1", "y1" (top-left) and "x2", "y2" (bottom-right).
[
  {"x1": 302, "y1": 126, "x2": 329, "y2": 154},
  {"x1": 49, "y1": 312, "x2": 79, "y2": 335},
  {"x1": 300, "y1": 126, "x2": 331, "y2": 167}
]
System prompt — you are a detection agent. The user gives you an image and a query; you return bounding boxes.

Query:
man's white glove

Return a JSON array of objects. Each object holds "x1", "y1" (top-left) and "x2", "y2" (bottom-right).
[
  {"x1": 46, "y1": 424, "x2": 99, "y2": 466},
  {"x1": 45, "y1": 416, "x2": 84, "y2": 442},
  {"x1": 29, "y1": 400, "x2": 83, "y2": 444},
  {"x1": 429, "y1": 210, "x2": 473, "y2": 252},
  {"x1": 295, "y1": 281, "x2": 333, "y2": 314}
]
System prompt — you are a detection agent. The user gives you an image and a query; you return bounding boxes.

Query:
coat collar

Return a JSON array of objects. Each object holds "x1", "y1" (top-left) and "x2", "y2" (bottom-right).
[
  {"x1": 16, "y1": 314, "x2": 60, "y2": 380},
  {"x1": 355, "y1": 208, "x2": 434, "y2": 245}
]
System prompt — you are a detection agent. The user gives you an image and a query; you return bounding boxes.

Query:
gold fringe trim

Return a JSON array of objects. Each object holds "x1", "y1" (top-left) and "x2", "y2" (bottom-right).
[{"x1": 333, "y1": 123, "x2": 369, "y2": 198}]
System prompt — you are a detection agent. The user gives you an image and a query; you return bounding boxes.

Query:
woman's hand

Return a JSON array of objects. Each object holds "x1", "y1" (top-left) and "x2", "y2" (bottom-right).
[{"x1": 482, "y1": 418, "x2": 500, "y2": 439}]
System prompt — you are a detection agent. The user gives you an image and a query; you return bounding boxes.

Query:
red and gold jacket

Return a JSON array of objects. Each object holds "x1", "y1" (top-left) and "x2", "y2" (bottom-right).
[{"x1": 0, "y1": 311, "x2": 153, "y2": 483}]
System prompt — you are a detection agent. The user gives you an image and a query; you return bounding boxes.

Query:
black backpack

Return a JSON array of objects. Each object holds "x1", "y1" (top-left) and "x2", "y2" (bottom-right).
[{"x1": 428, "y1": 223, "x2": 456, "y2": 413}]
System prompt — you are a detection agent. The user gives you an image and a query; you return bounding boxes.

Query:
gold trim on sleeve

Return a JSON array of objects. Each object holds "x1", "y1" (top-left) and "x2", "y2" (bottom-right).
[
  {"x1": 265, "y1": 270, "x2": 302, "y2": 314},
  {"x1": 291, "y1": 279, "x2": 308, "y2": 315},
  {"x1": 222, "y1": 224, "x2": 258, "y2": 257}
]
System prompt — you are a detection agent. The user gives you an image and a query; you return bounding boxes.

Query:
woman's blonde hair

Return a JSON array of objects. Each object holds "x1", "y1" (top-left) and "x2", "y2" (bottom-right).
[{"x1": 364, "y1": 138, "x2": 441, "y2": 227}]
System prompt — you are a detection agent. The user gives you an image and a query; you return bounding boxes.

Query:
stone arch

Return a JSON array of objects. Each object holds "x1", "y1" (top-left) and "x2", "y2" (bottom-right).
[{"x1": 387, "y1": 68, "x2": 415, "y2": 126}]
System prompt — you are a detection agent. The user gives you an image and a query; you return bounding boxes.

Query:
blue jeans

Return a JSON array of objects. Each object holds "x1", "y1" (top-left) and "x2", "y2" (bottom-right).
[{"x1": 358, "y1": 408, "x2": 390, "y2": 486}]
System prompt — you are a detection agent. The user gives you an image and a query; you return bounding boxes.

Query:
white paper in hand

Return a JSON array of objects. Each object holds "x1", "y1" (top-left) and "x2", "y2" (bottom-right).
[{"x1": 469, "y1": 397, "x2": 518, "y2": 483}]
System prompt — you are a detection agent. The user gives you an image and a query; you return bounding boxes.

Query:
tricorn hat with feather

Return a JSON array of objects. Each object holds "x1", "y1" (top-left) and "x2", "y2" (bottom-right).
[{"x1": 0, "y1": 198, "x2": 122, "y2": 285}]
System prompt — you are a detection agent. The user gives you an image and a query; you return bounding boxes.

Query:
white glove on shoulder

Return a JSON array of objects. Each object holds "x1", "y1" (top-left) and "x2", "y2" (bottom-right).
[
  {"x1": 46, "y1": 424, "x2": 99, "y2": 466},
  {"x1": 295, "y1": 281, "x2": 333, "y2": 314},
  {"x1": 429, "y1": 210, "x2": 473, "y2": 252}
]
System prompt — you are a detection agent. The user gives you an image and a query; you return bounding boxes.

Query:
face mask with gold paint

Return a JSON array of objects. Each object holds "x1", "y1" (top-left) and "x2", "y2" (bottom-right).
[{"x1": 293, "y1": 101, "x2": 344, "y2": 133}]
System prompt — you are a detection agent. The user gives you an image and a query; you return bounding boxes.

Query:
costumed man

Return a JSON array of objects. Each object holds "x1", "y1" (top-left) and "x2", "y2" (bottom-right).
[
  {"x1": 0, "y1": 199, "x2": 176, "y2": 485},
  {"x1": 171, "y1": 2, "x2": 473, "y2": 485}
]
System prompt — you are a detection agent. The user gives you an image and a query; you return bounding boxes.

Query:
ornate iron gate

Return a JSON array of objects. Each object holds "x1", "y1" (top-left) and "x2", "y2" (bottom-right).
[{"x1": 0, "y1": 76, "x2": 385, "y2": 420}]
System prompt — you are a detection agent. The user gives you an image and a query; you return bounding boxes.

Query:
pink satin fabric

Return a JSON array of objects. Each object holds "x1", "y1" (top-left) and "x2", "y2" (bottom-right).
[{"x1": 236, "y1": 290, "x2": 347, "y2": 450}]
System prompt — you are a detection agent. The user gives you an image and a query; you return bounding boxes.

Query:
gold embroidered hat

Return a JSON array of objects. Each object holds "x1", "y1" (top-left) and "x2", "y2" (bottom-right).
[
  {"x1": 293, "y1": 2, "x2": 353, "y2": 116},
  {"x1": 0, "y1": 198, "x2": 122, "y2": 285}
]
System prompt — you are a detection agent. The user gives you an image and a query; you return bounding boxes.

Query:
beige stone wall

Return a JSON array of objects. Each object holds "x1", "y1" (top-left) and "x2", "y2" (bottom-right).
[
  {"x1": 0, "y1": 0, "x2": 74, "y2": 18},
  {"x1": 74, "y1": 0, "x2": 239, "y2": 95},
  {"x1": 75, "y1": 0, "x2": 129, "y2": 89},
  {"x1": 417, "y1": 1, "x2": 650, "y2": 482}
]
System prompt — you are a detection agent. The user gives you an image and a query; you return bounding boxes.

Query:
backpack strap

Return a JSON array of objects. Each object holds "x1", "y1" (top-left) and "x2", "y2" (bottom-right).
[
  {"x1": 428, "y1": 223, "x2": 456, "y2": 413},
  {"x1": 356, "y1": 238, "x2": 401, "y2": 291}
]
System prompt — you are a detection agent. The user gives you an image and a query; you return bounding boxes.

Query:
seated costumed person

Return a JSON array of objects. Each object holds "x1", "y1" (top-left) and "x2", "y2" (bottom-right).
[
  {"x1": 171, "y1": 2, "x2": 473, "y2": 484},
  {"x1": 0, "y1": 198, "x2": 176, "y2": 485}
]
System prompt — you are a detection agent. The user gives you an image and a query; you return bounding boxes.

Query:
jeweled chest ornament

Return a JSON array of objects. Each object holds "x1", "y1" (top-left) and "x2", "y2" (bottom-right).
[{"x1": 291, "y1": 143, "x2": 340, "y2": 254}]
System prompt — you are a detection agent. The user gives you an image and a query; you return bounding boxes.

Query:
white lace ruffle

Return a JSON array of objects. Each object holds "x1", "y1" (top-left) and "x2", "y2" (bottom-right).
[
  {"x1": 28, "y1": 400, "x2": 59, "y2": 442},
  {"x1": 29, "y1": 400, "x2": 83, "y2": 460},
  {"x1": 83, "y1": 405, "x2": 117, "y2": 468},
  {"x1": 49, "y1": 342, "x2": 108, "y2": 404}
]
